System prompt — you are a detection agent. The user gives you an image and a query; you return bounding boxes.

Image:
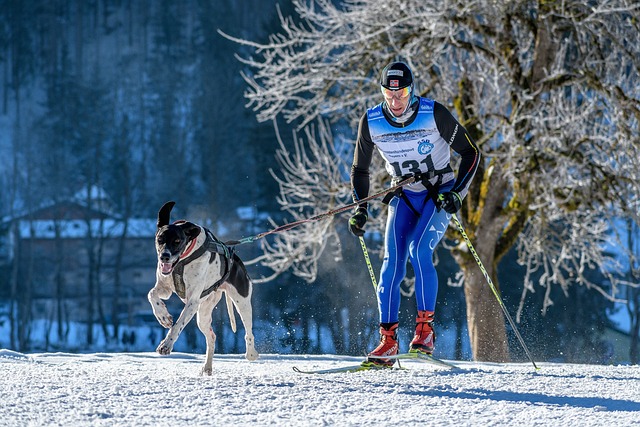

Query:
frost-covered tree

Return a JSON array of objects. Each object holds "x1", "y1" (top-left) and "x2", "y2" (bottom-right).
[{"x1": 227, "y1": 0, "x2": 640, "y2": 361}]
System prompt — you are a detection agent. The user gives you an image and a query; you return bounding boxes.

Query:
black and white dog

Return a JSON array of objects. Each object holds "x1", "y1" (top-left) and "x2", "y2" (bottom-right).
[{"x1": 148, "y1": 201, "x2": 258, "y2": 375}]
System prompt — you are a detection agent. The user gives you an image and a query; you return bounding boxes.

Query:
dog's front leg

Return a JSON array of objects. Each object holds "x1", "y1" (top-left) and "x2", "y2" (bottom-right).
[
  {"x1": 148, "y1": 282, "x2": 174, "y2": 329},
  {"x1": 156, "y1": 297, "x2": 200, "y2": 356}
]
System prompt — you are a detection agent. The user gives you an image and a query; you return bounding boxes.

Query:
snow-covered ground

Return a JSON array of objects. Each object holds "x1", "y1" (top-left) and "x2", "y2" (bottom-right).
[{"x1": 1, "y1": 349, "x2": 638, "y2": 426}]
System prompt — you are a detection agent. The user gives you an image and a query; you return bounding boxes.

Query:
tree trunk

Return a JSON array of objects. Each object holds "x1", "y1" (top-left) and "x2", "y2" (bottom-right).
[
  {"x1": 463, "y1": 266, "x2": 509, "y2": 362},
  {"x1": 111, "y1": 215, "x2": 130, "y2": 344},
  {"x1": 19, "y1": 223, "x2": 35, "y2": 351},
  {"x1": 9, "y1": 225, "x2": 20, "y2": 349},
  {"x1": 531, "y1": 1, "x2": 556, "y2": 87},
  {"x1": 95, "y1": 230, "x2": 111, "y2": 344},
  {"x1": 628, "y1": 286, "x2": 639, "y2": 365},
  {"x1": 457, "y1": 179, "x2": 510, "y2": 362},
  {"x1": 631, "y1": 315, "x2": 639, "y2": 365},
  {"x1": 454, "y1": 306, "x2": 465, "y2": 360},
  {"x1": 626, "y1": 221, "x2": 639, "y2": 365},
  {"x1": 85, "y1": 218, "x2": 97, "y2": 347}
]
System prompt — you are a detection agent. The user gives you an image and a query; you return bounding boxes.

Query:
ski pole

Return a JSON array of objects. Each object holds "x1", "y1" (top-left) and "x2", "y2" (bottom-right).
[
  {"x1": 358, "y1": 236, "x2": 378, "y2": 292},
  {"x1": 443, "y1": 198, "x2": 539, "y2": 370}
]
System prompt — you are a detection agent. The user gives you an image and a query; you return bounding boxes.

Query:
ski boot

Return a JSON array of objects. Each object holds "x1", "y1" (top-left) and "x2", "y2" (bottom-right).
[
  {"x1": 409, "y1": 310, "x2": 435, "y2": 355},
  {"x1": 365, "y1": 322, "x2": 399, "y2": 367}
]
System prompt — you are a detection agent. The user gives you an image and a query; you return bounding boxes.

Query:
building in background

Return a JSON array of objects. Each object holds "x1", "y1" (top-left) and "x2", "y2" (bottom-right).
[{"x1": 0, "y1": 186, "x2": 157, "y2": 350}]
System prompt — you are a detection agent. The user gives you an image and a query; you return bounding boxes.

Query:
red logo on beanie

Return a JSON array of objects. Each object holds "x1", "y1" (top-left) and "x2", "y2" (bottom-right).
[{"x1": 390, "y1": 79, "x2": 399, "y2": 87}]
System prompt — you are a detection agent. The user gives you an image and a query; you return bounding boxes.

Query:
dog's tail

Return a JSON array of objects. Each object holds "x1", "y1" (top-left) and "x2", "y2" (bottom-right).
[{"x1": 225, "y1": 293, "x2": 237, "y2": 333}]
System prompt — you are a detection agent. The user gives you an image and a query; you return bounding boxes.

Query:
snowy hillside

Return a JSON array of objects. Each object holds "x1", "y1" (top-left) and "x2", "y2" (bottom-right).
[{"x1": 1, "y1": 350, "x2": 638, "y2": 426}]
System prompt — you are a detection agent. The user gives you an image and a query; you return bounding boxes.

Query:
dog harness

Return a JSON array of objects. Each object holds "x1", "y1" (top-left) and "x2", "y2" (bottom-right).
[{"x1": 171, "y1": 228, "x2": 234, "y2": 300}]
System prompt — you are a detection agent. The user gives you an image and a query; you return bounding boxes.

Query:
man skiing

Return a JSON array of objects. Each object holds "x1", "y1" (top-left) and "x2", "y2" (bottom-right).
[{"x1": 349, "y1": 61, "x2": 480, "y2": 366}]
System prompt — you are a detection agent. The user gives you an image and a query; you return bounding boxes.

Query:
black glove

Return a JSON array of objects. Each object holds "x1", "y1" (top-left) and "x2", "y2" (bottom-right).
[
  {"x1": 348, "y1": 207, "x2": 368, "y2": 237},
  {"x1": 437, "y1": 191, "x2": 462, "y2": 214}
]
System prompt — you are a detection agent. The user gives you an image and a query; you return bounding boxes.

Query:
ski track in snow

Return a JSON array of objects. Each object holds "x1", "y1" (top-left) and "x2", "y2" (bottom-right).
[{"x1": 0, "y1": 350, "x2": 639, "y2": 427}]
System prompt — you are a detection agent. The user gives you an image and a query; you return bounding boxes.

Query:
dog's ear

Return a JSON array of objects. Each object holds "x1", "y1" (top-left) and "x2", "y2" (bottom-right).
[
  {"x1": 157, "y1": 201, "x2": 176, "y2": 228},
  {"x1": 181, "y1": 222, "x2": 201, "y2": 240}
]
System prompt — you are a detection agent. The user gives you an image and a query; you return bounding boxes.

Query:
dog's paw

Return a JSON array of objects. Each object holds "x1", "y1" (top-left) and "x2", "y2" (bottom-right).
[
  {"x1": 151, "y1": 303, "x2": 173, "y2": 328},
  {"x1": 157, "y1": 314, "x2": 173, "y2": 329},
  {"x1": 200, "y1": 366, "x2": 213, "y2": 376},
  {"x1": 245, "y1": 349, "x2": 259, "y2": 361},
  {"x1": 156, "y1": 340, "x2": 173, "y2": 355}
]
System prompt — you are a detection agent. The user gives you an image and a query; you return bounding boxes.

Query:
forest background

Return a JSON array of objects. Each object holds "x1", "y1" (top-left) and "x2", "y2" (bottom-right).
[{"x1": 0, "y1": 0, "x2": 637, "y2": 365}]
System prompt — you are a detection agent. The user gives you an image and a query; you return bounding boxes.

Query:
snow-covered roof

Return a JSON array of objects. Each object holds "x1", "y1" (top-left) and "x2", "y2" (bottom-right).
[
  {"x1": 1, "y1": 185, "x2": 117, "y2": 223},
  {"x1": 72, "y1": 185, "x2": 110, "y2": 203},
  {"x1": 17, "y1": 218, "x2": 156, "y2": 239}
]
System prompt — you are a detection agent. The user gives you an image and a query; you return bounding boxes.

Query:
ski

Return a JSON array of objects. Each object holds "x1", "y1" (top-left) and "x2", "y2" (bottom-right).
[
  {"x1": 292, "y1": 352, "x2": 459, "y2": 375},
  {"x1": 292, "y1": 362, "x2": 405, "y2": 375},
  {"x1": 367, "y1": 352, "x2": 460, "y2": 370}
]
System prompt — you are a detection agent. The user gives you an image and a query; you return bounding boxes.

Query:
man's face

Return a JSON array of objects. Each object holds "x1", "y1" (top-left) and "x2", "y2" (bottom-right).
[{"x1": 381, "y1": 86, "x2": 412, "y2": 117}]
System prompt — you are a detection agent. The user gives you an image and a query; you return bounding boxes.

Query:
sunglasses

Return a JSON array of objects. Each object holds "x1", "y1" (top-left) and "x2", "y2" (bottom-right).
[{"x1": 381, "y1": 86, "x2": 411, "y2": 100}]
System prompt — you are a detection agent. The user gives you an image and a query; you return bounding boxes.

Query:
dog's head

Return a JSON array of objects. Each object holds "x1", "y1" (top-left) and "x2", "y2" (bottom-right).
[{"x1": 156, "y1": 201, "x2": 201, "y2": 275}]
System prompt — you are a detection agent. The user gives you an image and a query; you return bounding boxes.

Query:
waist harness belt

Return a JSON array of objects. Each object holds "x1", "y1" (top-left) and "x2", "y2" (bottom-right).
[{"x1": 381, "y1": 166, "x2": 453, "y2": 217}]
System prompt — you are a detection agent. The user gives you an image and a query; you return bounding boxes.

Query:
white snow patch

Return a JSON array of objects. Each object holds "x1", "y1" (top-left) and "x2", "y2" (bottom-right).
[{"x1": 0, "y1": 351, "x2": 638, "y2": 426}]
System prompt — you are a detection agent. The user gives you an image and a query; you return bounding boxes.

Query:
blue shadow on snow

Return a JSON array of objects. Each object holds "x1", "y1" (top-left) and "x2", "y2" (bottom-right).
[{"x1": 400, "y1": 385, "x2": 640, "y2": 412}]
